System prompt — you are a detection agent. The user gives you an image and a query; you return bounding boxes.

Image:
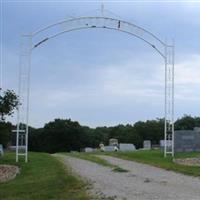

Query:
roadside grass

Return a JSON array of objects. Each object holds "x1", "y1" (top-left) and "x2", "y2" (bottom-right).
[
  {"x1": 0, "y1": 152, "x2": 91, "y2": 200},
  {"x1": 63, "y1": 152, "x2": 129, "y2": 173},
  {"x1": 103, "y1": 150, "x2": 200, "y2": 177},
  {"x1": 112, "y1": 167, "x2": 129, "y2": 173},
  {"x1": 66, "y1": 152, "x2": 113, "y2": 167}
]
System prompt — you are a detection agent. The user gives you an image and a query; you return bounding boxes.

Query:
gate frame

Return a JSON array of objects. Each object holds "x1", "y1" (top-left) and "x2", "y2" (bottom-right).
[{"x1": 15, "y1": 16, "x2": 175, "y2": 162}]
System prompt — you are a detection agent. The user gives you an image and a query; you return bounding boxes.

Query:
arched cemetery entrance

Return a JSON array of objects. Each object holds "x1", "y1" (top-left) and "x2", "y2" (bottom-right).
[{"x1": 15, "y1": 15, "x2": 175, "y2": 162}]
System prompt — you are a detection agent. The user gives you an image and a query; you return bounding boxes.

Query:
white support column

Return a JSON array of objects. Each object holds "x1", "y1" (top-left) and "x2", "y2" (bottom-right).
[
  {"x1": 164, "y1": 40, "x2": 175, "y2": 157},
  {"x1": 15, "y1": 35, "x2": 32, "y2": 162}
]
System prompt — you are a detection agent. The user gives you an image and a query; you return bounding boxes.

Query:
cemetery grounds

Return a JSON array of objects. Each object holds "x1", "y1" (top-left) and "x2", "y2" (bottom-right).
[{"x1": 0, "y1": 150, "x2": 200, "y2": 200}]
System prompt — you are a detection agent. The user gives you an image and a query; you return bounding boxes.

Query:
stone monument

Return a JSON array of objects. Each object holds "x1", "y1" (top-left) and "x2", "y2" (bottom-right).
[
  {"x1": 143, "y1": 140, "x2": 151, "y2": 150},
  {"x1": 174, "y1": 127, "x2": 200, "y2": 152},
  {"x1": 119, "y1": 143, "x2": 136, "y2": 151},
  {"x1": 109, "y1": 138, "x2": 118, "y2": 146}
]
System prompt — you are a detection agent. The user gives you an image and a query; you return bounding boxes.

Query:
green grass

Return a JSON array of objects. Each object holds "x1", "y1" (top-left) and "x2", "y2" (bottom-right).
[
  {"x1": 112, "y1": 167, "x2": 129, "y2": 173},
  {"x1": 64, "y1": 152, "x2": 128, "y2": 173},
  {"x1": 103, "y1": 150, "x2": 200, "y2": 177},
  {"x1": 62, "y1": 150, "x2": 200, "y2": 176},
  {"x1": 66, "y1": 152, "x2": 113, "y2": 167},
  {"x1": 0, "y1": 152, "x2": 91, "y2": 200}
]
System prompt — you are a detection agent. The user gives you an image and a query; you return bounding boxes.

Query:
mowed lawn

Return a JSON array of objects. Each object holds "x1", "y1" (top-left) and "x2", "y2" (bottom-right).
[
  {"x1": 0, "y1": 152, "x2": 90, "y2": 200},
  {"x1": 104, "y1": 150, "x2": 200, "y2": 177}
]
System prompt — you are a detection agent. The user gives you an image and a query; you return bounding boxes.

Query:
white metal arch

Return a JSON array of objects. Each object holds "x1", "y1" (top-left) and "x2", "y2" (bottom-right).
[{"x1": 15, "y1": 16, "x2": 174, "y2": 162}]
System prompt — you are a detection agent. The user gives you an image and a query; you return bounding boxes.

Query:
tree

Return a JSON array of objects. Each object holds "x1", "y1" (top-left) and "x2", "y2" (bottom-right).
[
  {"x1": 29, "y1": 119, "x2": 89, "y2": 153},
  {"x1": 175, "y1": 115, "x2": 196, "y2": 130},
  {"x1": 0, "y1": 89, "x2": 19, "y2": 121},
  {"x1": 134, "y1": 119, "x2": 164, "y2": 147},
  {"x1": 0, "y1": 121, "x2": 12, "y2": 147},
  {"x1": 0, "y1": 89, "x2": 19, "y2": 147},
  {"x1": 27, "y1": 115, "x2": 200, "y2": 153}
]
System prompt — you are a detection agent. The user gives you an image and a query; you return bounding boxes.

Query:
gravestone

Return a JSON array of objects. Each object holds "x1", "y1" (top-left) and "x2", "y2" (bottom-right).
[
  {"x1": 119, "y1": 143, "x2": 136, "y2": 151},
  {"x1": 0, "y1": 145, "x2": 4, "y2": 156},
  {"x1": 104, "y1": 146, "x2": 115, "y2": 152},
  {"x1": 174, "y1": 128, "x2": 200, "y2": 152},
  {"x1": 109, "y1": 138, "x2": 118, "y2": 146},
  {"x1": 143, "y1": 140, "x2": 151, "y2": 149},
  {"x1": 160, "y1": 140, "x2": 172, "y2": 149},
  {"x1": 194, "y1": 127, "x2": 200, "y2": 132},
  {"x1": 84, "y1": 147, "x2": 94, "y2": 152}
]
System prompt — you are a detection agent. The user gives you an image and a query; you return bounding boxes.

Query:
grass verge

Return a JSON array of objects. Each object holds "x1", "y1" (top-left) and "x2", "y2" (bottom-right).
[
  {"x1": 0, "y1": 152, "x2": 91, "y2": 200},
  {"x1": 103, "y1": 150, "x2": 200, "y2": 177}
]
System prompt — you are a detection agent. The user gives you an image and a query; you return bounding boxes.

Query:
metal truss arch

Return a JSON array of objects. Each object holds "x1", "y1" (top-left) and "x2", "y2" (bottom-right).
[
  {"x1": 16, "y1": 15, "x2": 174, "y2": 162},
  {"x1": 31, "y1": 17, "x2": 166, "y2": 57}
]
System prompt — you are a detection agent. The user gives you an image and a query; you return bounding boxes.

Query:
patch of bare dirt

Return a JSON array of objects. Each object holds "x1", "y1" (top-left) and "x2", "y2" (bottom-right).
[
  {"x1": 174, "y1": 157, "x2": 200, "y2": 167},
  {"x1": 0, "y1": 165, "x2": 20, "y2": 183}
]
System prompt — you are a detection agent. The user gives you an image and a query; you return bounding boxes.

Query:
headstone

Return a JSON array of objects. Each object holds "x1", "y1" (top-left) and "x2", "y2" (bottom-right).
[
  {"x1": 160, "y1": 140, "x2": 164, "y2": 147},
  {"x1": 109, "y1": 138, "x2": 118, "y2": 146},
  {"x1": 119, "y1": 143, "x2": 136, "y2": 151},
  {"x1": 104, "y1": 146, "x2": 115, "y2": 152},
  {"x1": 160, "y1": 140, "x2": 172, "y2": 148},
  {"x1": 143, "y1": 140, "x2": 151, "y2": 149},
  {"x1": 114, "y1": 146, "x2": 119, "y2": 151},
  {"x1": 0, "y1": 144, "x2": 4, "y2": 156},
  {"x1": 174, "y1": 128, "x2": 200, "y2": 152},
  {"x1": 194, "y1": 127, "x2": 200, "y2": 132},
  {"x1": 99, "y1": 143, "x2": 105, "y2": 152},
  {"x1": 84, "y1": 147, "x2": 93, "y2": 153}
]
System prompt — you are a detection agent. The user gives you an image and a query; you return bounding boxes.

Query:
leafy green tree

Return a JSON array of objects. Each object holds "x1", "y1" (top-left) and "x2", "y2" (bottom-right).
[
  {"x1": 0, "y1": 89, "x2": 19, "y2": 147},
  {"x1": 0, "y1": 89, "x2": 19, "y2": 121},
  {"x1": 175, "y1": 115, "x2": 196, "y2": 130},
  {"x1": 93, "y1": 127, "x2": 110, "y2": 146},
  {"x1": 134, "y1": 119, "x2": 164, "y2": 146},
  {"x1": 109, "y1": 125, "x2": 131, "y2": 143},
  {"x1": 29, "y1": 119, "x2": 89, "y2": 153},
  {"x1": 28, "y1": 115, "x2": 200, "y2": 153}
]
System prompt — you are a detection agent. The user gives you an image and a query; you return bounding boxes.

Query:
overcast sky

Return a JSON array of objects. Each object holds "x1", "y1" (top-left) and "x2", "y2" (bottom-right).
[{"x1": 1, "y1": 1, "x2": 200, "y2": 128}]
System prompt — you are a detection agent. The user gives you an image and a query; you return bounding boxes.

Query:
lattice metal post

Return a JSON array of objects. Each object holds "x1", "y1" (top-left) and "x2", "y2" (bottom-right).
[
  {"x1": 15, "y1": 35, "x2": 32, "y2": 162},
  {"x1": 164, "y1": 40, "x2": 175, "y2": 157}
]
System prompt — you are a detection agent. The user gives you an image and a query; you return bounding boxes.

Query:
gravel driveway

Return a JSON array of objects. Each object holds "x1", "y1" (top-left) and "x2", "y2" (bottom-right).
[{"x1": 57, "y1": 154, "x2": 200, "y2": 200}]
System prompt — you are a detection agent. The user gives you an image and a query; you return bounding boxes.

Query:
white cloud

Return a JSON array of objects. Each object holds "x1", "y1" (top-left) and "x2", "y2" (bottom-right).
[
  {"x1": 30, "y1": 58, "x2": 164, "y2": 111},
  {"x1": 175, "y1": 54, "x2": 200, "y2": 101},
  {"x1": 175, "y1": 55, "x2": 200, "y2": 84}
]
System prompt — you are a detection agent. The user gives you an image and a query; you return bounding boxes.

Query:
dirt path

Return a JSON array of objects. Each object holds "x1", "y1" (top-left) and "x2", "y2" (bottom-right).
[{"x1": 57, "y1": 154, "x2": 200, "y2": 200}]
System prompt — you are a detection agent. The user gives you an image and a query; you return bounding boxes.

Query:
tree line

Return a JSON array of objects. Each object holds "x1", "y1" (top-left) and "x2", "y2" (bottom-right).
[
  {"x1": 1, "y1": 89, "x2": 200, "y2": 153},
  {"x1": 28, "y1": 115, "x2": 200, "y2": 153}
]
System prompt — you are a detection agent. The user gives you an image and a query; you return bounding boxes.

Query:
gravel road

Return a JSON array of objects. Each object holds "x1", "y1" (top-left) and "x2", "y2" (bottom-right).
[{"x1": 57, "y1": 154, "x2": 200, "y2": 200}]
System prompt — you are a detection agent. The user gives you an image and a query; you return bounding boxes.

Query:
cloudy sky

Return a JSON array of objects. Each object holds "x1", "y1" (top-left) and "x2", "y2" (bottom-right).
[{"x1": 1, "y1": 1, "x2": 200, "y2": 128}]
